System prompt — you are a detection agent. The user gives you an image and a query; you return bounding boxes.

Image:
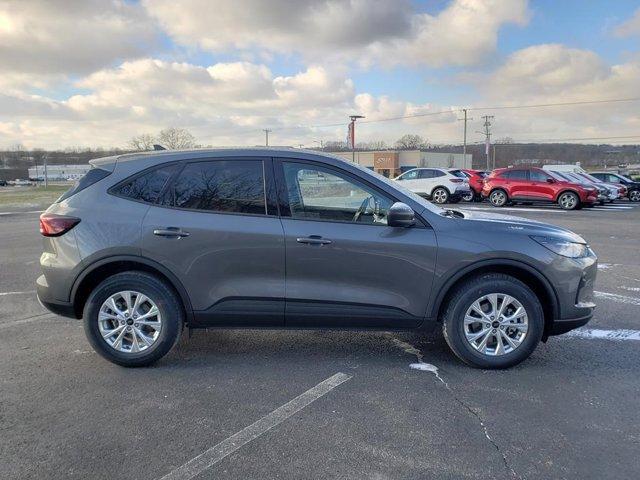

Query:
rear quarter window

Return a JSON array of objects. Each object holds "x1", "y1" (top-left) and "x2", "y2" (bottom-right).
[{"x1": 56, "y1": 167, "x2": 112, "y2": 203}]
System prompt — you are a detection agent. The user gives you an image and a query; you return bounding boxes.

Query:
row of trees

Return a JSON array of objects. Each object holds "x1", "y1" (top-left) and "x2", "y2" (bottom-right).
[
  {"x1": 128, "y1": 127, "x2": 198, "y2": 151},
  {"x1": 322, "y1": 134, "x2": 430, "y2": 151}
]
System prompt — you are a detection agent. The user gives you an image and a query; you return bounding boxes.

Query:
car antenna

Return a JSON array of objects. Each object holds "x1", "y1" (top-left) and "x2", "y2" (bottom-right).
[{"x1": 153, "y1": 144, "x2": 166, "y2": 151}]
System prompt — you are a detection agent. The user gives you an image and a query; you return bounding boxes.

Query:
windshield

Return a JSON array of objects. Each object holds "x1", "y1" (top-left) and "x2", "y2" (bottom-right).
[
  {"x1": 547, "y1": 170, "x2": 569, "y2": 181},
  {"x1": 578, "y1": 172, "x2": 601, "y2": 183}
]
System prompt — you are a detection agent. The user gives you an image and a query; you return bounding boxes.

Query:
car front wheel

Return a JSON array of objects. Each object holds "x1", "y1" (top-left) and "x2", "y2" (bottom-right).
[
  {"x1": 558, "y1": 191, "x2": 580, "y2": 210},
  {"x1": 629, "y1": 189, "x2": 640, "y2": 202},
  {"x1": 83, "y1": 271, "x2": 184, "y2": 367},
  {"x1": 442, "y1": 273, "x2": 544, "y2": 369}
]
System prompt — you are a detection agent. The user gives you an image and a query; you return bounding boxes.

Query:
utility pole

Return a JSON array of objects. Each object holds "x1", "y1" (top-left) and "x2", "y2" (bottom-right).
[
  {"x1": 262, "y1": 129, "x2": 272, "y2": 147},
  {"x1": 478, "y1": 115, "x2": 494, "y2": 170},
  {"x1": 348, "y1": 115, "x2": 365, "y2": 163},
  {"x1": 458, "y1": 108, "x2": 473, "y2": 158},
  {"x1": 43, "y1": 153, "x2": 48, "y2": 188}
]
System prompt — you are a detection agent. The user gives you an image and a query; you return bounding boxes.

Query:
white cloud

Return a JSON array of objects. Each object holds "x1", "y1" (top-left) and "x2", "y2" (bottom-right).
[
  {"x1": 0, "y1": 0, "x2": 159, "y2": 86},
  {"x1": 143, "y1": 0, "x2": 529, "y2": 67},
  {"x1": 614, "y1": 7, "x2": 640, "y2": 37}
]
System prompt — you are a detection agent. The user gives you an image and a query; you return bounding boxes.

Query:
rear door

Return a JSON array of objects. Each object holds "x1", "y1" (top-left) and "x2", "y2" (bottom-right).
[
  {"x1": 505, "y1": 169, "x2": 529, "y2": 198},
  {"x1": 275, "y1": 158, "x2": 437, "y2": 329},
  {"x1": 141, "y1": 157, "x2": 285, "y2": 327}
]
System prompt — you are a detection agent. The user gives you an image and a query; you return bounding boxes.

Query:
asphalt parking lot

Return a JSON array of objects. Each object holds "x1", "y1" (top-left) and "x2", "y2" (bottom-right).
[{"x1": 1, "y1": 202, "x2": 639, "y2": 479}]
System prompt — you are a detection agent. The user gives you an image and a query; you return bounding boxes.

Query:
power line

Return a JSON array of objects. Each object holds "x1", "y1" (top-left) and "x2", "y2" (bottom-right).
[{"x1": 467, "y1": 97, "x2": 640, "y2": 112}]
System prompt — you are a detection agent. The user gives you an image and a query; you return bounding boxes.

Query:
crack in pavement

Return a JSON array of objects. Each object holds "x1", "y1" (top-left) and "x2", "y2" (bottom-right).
[{"x1": 386, "y1": 334, "x2": 520, "y2": 479}]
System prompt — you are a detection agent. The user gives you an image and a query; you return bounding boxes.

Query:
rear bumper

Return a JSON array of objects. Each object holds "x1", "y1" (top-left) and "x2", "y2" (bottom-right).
[{"x1": 36, "y1": 274, "x2": 77, "y2": 318}]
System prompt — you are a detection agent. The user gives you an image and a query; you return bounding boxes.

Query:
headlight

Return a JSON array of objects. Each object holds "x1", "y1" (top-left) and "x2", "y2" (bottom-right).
[{"x1": 531, "y1": 235, "x2": 589, "y2": 258}]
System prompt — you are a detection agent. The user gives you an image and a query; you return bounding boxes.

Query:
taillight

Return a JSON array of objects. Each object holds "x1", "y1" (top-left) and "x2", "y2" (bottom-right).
[
  {"x1": 39, "y1": 213, "x2": 80, "y2": 237},
  {"x1": 450, "y1": 178, "x2": 463, "y2": 183}
]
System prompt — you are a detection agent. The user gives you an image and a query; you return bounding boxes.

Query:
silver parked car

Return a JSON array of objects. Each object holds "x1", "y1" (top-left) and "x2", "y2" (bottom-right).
[{"x1": 37, "y1": 149, "x2": 596, "y2": 368}]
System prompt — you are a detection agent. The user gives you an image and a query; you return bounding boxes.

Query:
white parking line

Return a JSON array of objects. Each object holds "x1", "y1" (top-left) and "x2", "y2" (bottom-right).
[
  {"x1": 595, "y1": 291, "x2": 640, "y2": 306},
  {"x1": 0, "y1": 210, "x2": 42, "y2": 216},
  {"x1": 158, "y1": 372, "x2": 352, "y2": 480},
  {"x1": 0, "y1": 290, "x2": 36, "y2": 296},
  {"x1": 564, "y1": 328, "x2": 640, "y2": 341}
]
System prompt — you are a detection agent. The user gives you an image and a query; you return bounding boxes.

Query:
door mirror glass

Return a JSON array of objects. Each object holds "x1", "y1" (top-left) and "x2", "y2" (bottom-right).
[{"x1": 387, "y1": 202, "x2": 415, "y2": 228}]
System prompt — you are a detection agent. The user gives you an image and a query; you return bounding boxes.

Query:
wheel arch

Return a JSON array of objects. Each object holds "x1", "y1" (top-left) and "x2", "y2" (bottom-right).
[
  {"x1": 71, "y1": 255, "x2": 194, "y2": 324},
  {"x1": 430, "y1": 259, "x2": 559, "y2": 340},
  {"x1": 554, "y1": 188, "x2": 580, "y2": 202},
  {"x1": 430, "y1": 185, "x2": 451, "y2": 195}
]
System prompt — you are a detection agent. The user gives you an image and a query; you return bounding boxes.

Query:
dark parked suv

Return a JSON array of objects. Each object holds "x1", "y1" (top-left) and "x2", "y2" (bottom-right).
[{"x1": 37, "y1": 149, "x2": 596, "y2": 369}]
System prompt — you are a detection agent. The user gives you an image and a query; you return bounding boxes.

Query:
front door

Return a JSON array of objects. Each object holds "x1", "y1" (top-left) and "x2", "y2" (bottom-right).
[
  {"x1": 275, "y1": 159, "x2": 437, "y2": 329},
  {"x1": 141, "y1": 157, "x2": 285, "y2": 327}
]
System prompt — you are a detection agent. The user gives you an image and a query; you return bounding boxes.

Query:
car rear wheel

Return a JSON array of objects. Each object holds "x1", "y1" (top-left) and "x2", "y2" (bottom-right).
[
  {"x1": 558, "y1": 191, "x2": 580, "y2": 210},
  {"x1": 431, "y1": 187, "x2": 449, "y2": 204},
  {"x1": 489, "y1": 189, "x2": 508, "y2": 207},
  {"x1": 83, "y1": 271, "x2": 183, "y2": 367},
  {"x1": 630, "y1": 189, "x2": 640, "y2": 202},
  {"x1": 442, "y1": 273, "x2": 544, "y2": 369},
  {"x1": 462, "y1": 191, "x2": 474, "y2": 202}
]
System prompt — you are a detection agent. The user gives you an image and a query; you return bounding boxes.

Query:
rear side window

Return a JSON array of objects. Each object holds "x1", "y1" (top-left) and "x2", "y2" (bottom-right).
[
  {"x1": 56, "y1": 167, "x2": 111, "y2": 203},
  {"x1": 500, "y1": 170, "x2": 528, "y2": 180},
  {"x1": 162, "y1": 160, "x2": 266, "y2": 215},
  {"x1": 418, "y1": 170, "x2": 434, "y2": 179},
  {"x1": 115, "y1": 164, "x2": 178, "y2": 203}
]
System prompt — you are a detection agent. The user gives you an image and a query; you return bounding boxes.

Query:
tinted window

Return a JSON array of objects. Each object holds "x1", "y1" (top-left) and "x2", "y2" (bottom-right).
[
  {"x1": 163, "y1": 160, "x2": 265, "y2": 214},
  {"x1": 57, "y1": 167, "x2": 111, "y2": 203},
  {"x1": 115, "y1": 164, "x2": 177, "y2": 203},
  {"x1": 529, "y1": 170, "x2": 550, "y2": 182},
  {"x1": 418, "y1": 169, "x2": 435, "y2": 179},
  {"x1": 449, "y1": 170, "x2": 467, "y2": 178},
  {"x1": 431, "y1": 170, "x2": 446, "y2": 178},
  {"x1": 500, "y1": 170, "x2": 528, "y2": 180},
  {"x1": 282, "y1": 162, "x2": 393, "y2": 225}
]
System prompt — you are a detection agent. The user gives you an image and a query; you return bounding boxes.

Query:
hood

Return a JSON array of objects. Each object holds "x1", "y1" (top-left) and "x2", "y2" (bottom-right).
[{"x1": 455, "y1": 209, "x2": 587, "y2": 244}]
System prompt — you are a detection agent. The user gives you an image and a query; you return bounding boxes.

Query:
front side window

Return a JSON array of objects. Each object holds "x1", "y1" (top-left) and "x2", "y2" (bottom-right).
[
  {"x1": 162, "y1": 160, "x2": 266, "y2": 215},
  {"x1": 115, "y1": 164, "x2": 178, "y2": 203},
  {"x1": 282, "y1": 162, "x2": 393, "y2": 225},
  {"x1": 398, "y1": 170, "x2": 419, "y2": 181},
  {"x1": 529, "y1": 170, "x2": 550, "y2": 182}
]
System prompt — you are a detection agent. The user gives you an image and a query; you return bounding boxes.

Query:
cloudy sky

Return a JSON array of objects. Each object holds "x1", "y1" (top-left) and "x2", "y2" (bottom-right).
[{"x1": 1, "y1": 0, "x2": 639, "y2": 149}]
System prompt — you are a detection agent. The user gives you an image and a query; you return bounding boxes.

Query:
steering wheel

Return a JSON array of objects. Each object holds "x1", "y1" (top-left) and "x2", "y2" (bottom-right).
[{"x1": 353, "y1": 196, "x2": 382, "y2": 223}]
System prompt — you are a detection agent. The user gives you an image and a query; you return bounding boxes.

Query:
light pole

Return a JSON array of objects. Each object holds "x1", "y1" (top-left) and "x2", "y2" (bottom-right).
[{"x1": 349, "y1": 115, "x2": 364, "y2": 163}]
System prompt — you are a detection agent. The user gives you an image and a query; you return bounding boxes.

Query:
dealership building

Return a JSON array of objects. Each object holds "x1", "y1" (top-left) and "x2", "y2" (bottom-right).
[
  {"x1": 329, "y1": 150, "x2": 472, "y2": 177},
  {"x1": 28, "y1": 164, "x2": 91, "y2": 181}
]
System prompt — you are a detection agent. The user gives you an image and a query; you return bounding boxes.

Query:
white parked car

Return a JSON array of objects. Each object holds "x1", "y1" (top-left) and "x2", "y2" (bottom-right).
[{"x1": 393, "y1": 168, "x2": 471, "y2": 204}]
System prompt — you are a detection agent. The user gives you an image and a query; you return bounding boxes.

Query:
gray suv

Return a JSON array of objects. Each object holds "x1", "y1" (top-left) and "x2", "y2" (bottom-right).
[{"x1": 37, "y1": 149, "x2": 596, "y2": 368}]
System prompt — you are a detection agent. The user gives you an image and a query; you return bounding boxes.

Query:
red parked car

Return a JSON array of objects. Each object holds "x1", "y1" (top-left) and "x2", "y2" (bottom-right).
[
  {"x1": 481, "y1": 167, "x2": 598, "y2": 210},
  {"x1": 448, "y1": 169, "x2": 488, "y2": 201}
]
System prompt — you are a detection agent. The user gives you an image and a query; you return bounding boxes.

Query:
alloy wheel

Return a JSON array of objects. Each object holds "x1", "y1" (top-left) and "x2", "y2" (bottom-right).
[
  {"x1": 630, "y1": 190, "x2": 640, "y2": 202},
  {"x1": 490, "y1": 190, "x2": 507, "y2": 206},
  {"x1": 463, "y1": 293, "x2": 529, "y2": 356},
  {"x1": 98, "y1": 291, "x2": 162, "y2": 353},
  {"x1": 559, "y1": 192, "x2": 578, "y2": 209},
  {"x1": 432, "y1": 188, "x2": 448, "y2": 204}
]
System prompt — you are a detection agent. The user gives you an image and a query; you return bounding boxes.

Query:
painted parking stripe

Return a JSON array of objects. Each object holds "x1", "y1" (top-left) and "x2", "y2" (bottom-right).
[
  {"x1": 564, "y1": 328, "x2": 640, "y2": 341},
  {"x1": 0, "y1": 290, "x2": 36, "y2": 296},
  {"x1": 595, "y1": 291, "x2": 640, "y2": 306},
  {"x1": 158, "y1": 372, "x2": 352, "y2": 480}
]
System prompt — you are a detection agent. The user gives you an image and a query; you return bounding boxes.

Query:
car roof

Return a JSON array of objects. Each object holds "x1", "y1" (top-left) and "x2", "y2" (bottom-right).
[{"x1": 89, "y1": 147, "x2": 349, "y2": 169}]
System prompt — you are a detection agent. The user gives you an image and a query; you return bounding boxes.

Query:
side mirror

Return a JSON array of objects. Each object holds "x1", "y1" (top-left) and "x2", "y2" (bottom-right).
[
  {"x1": 546, "y1": 178, "x2": 555, "y2": 183},
  {"x1": 387, "y1": 202, "x2": 415, "y2": 227}
]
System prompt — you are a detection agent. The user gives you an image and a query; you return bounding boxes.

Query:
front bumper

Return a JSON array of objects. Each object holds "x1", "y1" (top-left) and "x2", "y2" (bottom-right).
[
  {"x1": 36, "y1": 274, "x2": 77, "y2": 318},
  {"x1": 550, "y1": 312, "x2": 592, "y2": 335}
]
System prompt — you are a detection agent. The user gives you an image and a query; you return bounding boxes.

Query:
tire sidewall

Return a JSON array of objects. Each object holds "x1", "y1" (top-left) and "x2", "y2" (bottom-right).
[
  {"x1": 432, "y1": 187, "x2": 449, "y2": 204},
  {"x1": 490, "y1": 189, "x2": 507, "y2": 207},
  {"x1": 559, "y1": 191, "x2": 579, "y2": 210},
  {"x1": 444, "y1": 278, "x2": 543, "y2": 369},
  {"x1": 83, "y1": 273, "x2": 183, "y2": 367}
]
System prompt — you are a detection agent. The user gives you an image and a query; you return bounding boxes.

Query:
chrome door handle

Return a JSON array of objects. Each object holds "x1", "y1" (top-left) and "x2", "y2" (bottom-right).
[
  {"x1": 153, "y1": 228, "x2": 190, "y2": 238},
  {"x1": 296, "y1": 236, "x2": 332, "y2": 245}
]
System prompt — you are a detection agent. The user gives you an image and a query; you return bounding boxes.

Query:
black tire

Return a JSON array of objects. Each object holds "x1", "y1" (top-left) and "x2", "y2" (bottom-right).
[
  {"x1": 629, "y1": 189, "x2": 640, "y2": 202},
  {"x1": 83, "y1": 271, "x2": 184, "y2": 367},
  {"x1": 441, "y1": 273, "x2": 544, "y2": 369},
  {"x1": 557, "y1": 191, "x2": 580, "y2": 210},
  {"x1": 489, "y1": 189, "x2": 508, "y2": 207},
  {"x1": 431, "y1": 187, "x2": 449, "y2": 204},
  {"x1": 461, "y1": 190, "x2": 474, "y2": 202}
]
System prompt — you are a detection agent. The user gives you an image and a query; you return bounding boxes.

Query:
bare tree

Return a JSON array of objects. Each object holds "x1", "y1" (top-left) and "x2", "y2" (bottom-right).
[
  {"x1": 128, "y1": 133, "x2": 156, "y2": 151},
  {"x1": 157, "y1": 127, "x2": 197, "y2": 150},
  {"x1": 395, "y1": 134, "x2": 427, "y2": 150}
]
